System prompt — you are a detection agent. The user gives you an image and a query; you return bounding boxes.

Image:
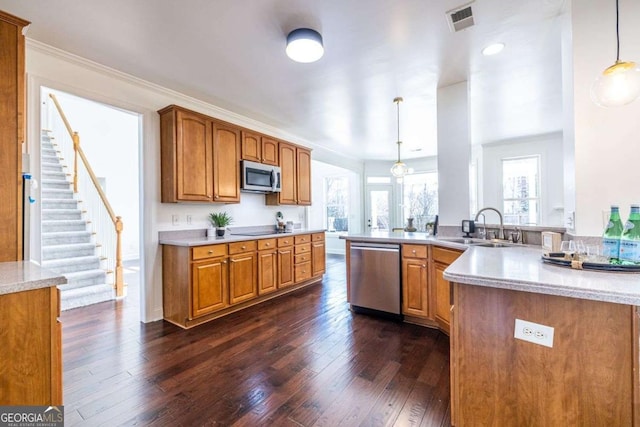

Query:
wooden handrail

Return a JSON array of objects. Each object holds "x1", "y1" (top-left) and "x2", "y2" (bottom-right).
[{"x1": 48, "y1": 93, "x2": 125, "y2": 297}]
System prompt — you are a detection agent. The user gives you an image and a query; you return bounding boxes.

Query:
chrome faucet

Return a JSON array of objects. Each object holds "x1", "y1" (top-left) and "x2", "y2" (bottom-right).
[{"x1": 474, "y1": 207, "x2": 505, "y2": 240}]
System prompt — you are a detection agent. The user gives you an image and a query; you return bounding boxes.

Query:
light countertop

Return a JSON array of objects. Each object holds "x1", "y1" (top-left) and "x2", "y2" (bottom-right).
[
  {"x1": 341, "y1": 232, "x2": 640, "y2": 306},
  {"x1": 160, "y1": 228, "x2": 327, "y2": 247},
  {"x1": 0, "y1": 261, "x2": 67, "y2": 295}
]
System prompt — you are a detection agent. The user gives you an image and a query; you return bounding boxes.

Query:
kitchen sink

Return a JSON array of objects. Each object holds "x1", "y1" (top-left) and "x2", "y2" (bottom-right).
[
  {"x1": 435, "y1": 237, "x2": 485, "y2": 245},
  {"x1": 472, "y1": 242, "x2": 517, "y2": 248}
]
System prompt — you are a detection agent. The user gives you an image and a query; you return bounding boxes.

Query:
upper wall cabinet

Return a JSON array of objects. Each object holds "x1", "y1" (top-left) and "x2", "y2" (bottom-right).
[
  {"x1": 159, "y1": 105, "x2": 239, "y2": 203},
  {"x1": 241, "y1": 132, "x2": 279, "y2": 166},
  {"x1": 0, "y1": 11, "x2": 30, "y2": 261},
  {"x1": 266, "y1": 143, "x2": 311, "y2": 206}
]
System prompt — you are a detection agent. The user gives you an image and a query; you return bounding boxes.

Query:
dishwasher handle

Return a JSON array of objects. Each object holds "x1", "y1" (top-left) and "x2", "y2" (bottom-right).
[{"x1": 350, "y1": 243, "x2": 400, "y2": 252}]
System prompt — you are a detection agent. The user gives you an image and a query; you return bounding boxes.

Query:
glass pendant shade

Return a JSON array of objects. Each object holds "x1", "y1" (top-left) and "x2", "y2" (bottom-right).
[
  {"x1": 390, "y1": 161, "x2": 409, "y2": 178},
  {"x1": 591, "y1": 61, "x2": 640, "y2": 107},
  {"x1": 286, "y1": 28, "x2": 324, "y2": 63}
]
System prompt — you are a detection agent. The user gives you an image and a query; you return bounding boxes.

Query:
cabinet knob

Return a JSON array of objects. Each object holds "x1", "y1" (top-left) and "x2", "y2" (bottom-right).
[
  {"x1": 223, "y1": 260, "x2": 227, "y2": 264},
  {"x1": 214, "y1": 194, "x2": 218, "y2": 199},
  {"x1": 412, "y1": 250, "x2": 416, "y2": 254},
  {"x1": 207, "y1": 194, "x2": 212, "y2": 198},
  {"x1": 422, "y1": 264, "x2": 426, "y2": 268},
  {"x1": 266, "y1": 243, "x2": 270, "y2": 246},
  {"x1": 208, "y1": 250, "x2": 213, "y2": 254},
  {"x1": 241, "y1": 245, "x2": 246, "y2": 250}
]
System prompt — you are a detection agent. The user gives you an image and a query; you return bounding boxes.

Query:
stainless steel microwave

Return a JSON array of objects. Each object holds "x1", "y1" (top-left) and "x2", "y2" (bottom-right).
[{"x1": 241, "y1": 160, "x2": 281, "y2": 193}]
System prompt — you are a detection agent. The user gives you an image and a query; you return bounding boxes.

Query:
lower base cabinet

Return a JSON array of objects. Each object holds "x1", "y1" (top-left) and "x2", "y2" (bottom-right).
[
  {"x1": 401, "y1": 244, "x2": 429, "y2": 318},
  {"x1": 162, "y1": 233, "x2": 325, "y2": 329},
  {"x1": 0, "y1": 286, "x2": 62, "y2": 405},
  {"x1": 432, "y1": 247, "x2": 463, "y2": 334}
]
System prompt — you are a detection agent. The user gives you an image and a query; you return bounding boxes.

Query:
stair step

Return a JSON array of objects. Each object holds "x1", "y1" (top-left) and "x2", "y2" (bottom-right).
[
  {"x1": 41, "y1": 171, "x2": 67, "y2": 181},
  {"x1": 42, "y1": 242, "x2": 96, "y2": 260},
  {"x1": 42, "y1": 219, "x2": 88, "y2": 232},
  {"x1": 41, "y1": 199, "x2": 78, "y2": 210},
  {"x1": 42, "y1": 255, "x2": 101, "y2": 274},
  {"x1": 42, "y1": 163, "x2": 64, "y2": 173},
  {"x1": 41, "y1": 179, "x2": 71, "y2": 190},
  {"x1": 42, "y1": 230, "x2": 92, "y2": 246},
  {"x1": 42, "y1": 154, "x2": 62, "y2": 164},
  {"x1": 42, "y1": 209, "x2": 82, "y2": 221},
  {"x1": 41, "y1": 188, "x2": 74, "y2": 200},
  {"x1": 58, "y1": 269, "x2": 107, "y2": 289},
  {"x1": 60, "y1": 284, "x2": 114, "y2": 311}
]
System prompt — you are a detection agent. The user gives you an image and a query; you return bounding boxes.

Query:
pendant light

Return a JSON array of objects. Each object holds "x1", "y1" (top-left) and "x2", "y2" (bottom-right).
[
  {"x1": 591, "y1": 0, "x2": 640, "y2": 107},
  {"x1": 390, "y1": 97, "x2": 409, "y2": 178}
]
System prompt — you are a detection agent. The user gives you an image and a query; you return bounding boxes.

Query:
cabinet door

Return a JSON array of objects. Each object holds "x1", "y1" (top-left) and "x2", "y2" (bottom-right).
[
  {"x1": 278, "y1": 142, "x2": 297, "y2": 205},
  {"x1": 176, "y1": 109, "x2": 213, "y2": 201},
  {"x1": 402, "y1": 258, "x2": 429, "y2": 318},
  {"x1": 312, "y1": 241, "x2": 326, "y2": 276},
  {"x1": 241, "y1": 131, "x2": 261, "y2": 162},
  {"x1": 191, "y1": 258, "x2": 227, "y2": 317},
  {"x1": 261, "y1": 137, "x2": 279, "y2": 165},
  {"x1": 296, "y1": 148, "x2": 312, "y2": 205},
  {"x1": 229, "y1": 252, "x2": 257, "y2": 304},
  {"x1": 258, "y1": 250, "x2": 278, "y2": 295},
  {"x1": 212, "y1": 122, "x2": 241, "y2": 202},
  {"x1": 434, "y1": 262, "x2": 451, "y2": 332},
  {"x1": 278, "y1": 247, "x2": 295, "y2": 288}
]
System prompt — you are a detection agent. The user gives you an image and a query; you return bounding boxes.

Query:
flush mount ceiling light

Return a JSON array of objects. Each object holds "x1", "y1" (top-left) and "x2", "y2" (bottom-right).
[
  {"x1": 286, "y1": 28, "x2": 324, "y2": 63},
  {"x1": 591, "y1": 0, "x2": 640, "y2": 107},
  {"x1": 482, "y1": 42, "x2": 504, "y2": 56},
  {"x1": 390, "y1": 97, "x2": 409, "y2": 178}
]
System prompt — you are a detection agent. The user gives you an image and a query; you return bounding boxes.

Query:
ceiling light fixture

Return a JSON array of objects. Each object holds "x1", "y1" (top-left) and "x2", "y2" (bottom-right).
[
  {"x1": 390, "y1": 97, "x2": 409, "y2": 178},
  {"x1": 482, "y1": 42, "x2": 504, "y2": 56},
  {"x1": 591, "y1": 0, "x2": 640, "y2": 107},
  {"x1": 286, "y1": 28, "x2": 324, "y2": 63}
]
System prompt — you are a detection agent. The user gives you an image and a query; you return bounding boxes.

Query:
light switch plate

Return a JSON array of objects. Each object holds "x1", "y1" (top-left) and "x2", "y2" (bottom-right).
[{"x1": 514, "y1": 318, "x2": 554, "y2": 348}]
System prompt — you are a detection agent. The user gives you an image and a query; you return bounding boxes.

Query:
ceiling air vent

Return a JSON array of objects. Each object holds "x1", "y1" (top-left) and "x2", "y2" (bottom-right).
[{"x1": 446, "y1": 2, "x2": 475, "y2": 32}]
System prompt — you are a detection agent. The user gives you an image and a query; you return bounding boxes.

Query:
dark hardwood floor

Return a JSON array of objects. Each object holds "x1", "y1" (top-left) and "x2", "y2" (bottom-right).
[{"x1": 61, "y1": 254, "x2": 451, "y2": 426}]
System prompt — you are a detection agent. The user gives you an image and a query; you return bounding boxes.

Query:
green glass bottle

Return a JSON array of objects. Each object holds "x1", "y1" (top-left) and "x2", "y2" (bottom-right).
[
  {"x1": 620, "y1": 204, "x2": 640, "y2": 264},
  {"x1": 602, "y1": 205, "x2": 623, "y2": 260}
]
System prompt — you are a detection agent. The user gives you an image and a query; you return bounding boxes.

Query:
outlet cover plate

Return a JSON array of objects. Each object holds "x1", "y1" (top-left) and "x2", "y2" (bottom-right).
[{"x1": 514, "y1": 318, "x2": 554, "y2": 348}]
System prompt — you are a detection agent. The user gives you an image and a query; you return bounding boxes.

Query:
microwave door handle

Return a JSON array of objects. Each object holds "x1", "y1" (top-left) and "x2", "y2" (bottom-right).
[{"x1": 270, "y1": 169, "x2": 275, "y2": 191}]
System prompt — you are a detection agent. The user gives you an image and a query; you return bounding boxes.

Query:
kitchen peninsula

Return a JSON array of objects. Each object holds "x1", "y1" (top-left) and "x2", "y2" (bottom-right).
[{"x1": 342, "y1": 232, "x2": 640, "y2": 426}]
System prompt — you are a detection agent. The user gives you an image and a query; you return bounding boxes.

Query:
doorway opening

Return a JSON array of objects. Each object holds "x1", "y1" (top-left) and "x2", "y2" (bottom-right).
[{"x1": 38, "y1": 87, "x2": 141, "y2": 314}]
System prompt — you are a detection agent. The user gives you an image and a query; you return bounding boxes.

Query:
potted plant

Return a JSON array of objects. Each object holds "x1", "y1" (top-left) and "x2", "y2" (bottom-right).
[{"x1": 208, "y1": 211, "x2": 233, "y2": 237}]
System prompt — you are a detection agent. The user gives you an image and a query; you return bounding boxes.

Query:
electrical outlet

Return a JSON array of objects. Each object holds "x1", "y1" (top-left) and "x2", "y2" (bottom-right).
[
  {"x1": 172, "y1": 214, "x2": 179, "y2": 226},
  {"x1": 186, "y1": 215, "x2": 192, "y2": 225},
  {"x1": 514, "y1": 319, "x2": 554, "y2": 348}
]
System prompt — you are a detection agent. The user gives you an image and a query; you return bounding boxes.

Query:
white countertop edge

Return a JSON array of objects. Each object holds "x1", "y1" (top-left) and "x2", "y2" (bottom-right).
[
  {"x1": 0, "y1": 261, "x2": 67, "y2": 296},
  {"x1": 160, "y1": 229, "x2": 327, "y2": 247}
]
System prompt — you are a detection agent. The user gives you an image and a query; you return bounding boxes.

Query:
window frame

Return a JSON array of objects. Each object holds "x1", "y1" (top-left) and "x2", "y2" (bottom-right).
[
  {"x1": 323, "y1": 175, "x2": 350, "y2": 233},
  {"x1": 501, "y1": 155, "x2": 541, "y2": 226}
]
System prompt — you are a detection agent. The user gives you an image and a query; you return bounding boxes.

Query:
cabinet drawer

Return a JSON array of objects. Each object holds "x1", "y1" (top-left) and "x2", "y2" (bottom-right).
[
  {"x1": 258, "y1": 239, "x2": 277, "y2": 251},
  {"x1": 294, "y1": 253, "x2": 311, "y2": 264},
  {"x1": 433, "y1": 246, "x2": 463, "y2": 264},
  {"x1": 403, "y1": 244, "x2": 428, "y2": 259},
  {"x1": 278, "y1": 236, "x2": 294, "y2": 247},
  {"x1": 192, "y1": 244, "x2": 227, "y2": 260},
  {"x1": 229, "y1": 240, "x2": 257, "y2": 255},
  {"x1": 295, "y1": 261, "x2": 312, "y2": 282},
  {"x1": 312, "y1": 232, "x2": 325, "y2": 242},
  {"x1": 295, "y1": 243, "x2": 311, "y2": 254},
  {"x1": 295, "y1": 234, "x2": 311, "y2": 244}
]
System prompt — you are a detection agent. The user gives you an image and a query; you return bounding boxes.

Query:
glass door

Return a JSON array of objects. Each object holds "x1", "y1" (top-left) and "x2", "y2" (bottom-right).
[{"x1": 365, "y1": 185, "x2": 393, "y2": 231}]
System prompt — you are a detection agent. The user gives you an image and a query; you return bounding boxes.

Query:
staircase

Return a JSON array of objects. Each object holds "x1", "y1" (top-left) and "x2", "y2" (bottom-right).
[{"x1": 40, "y1": 132, "x2": 114, "y2": 310}]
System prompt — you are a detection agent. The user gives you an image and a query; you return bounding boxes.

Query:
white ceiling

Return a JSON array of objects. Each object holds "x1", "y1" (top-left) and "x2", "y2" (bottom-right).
[{"x1": 0, "y1": 0, "x2": 566, "y2": 161}]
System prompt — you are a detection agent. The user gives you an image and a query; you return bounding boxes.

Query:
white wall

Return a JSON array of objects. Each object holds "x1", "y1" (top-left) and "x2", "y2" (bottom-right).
[
  {"x1": 437, "y1": 81, "x2": 471, "y2": 226},
  {"x1": 481, "y1": 132, "x2": 564, "y2": 226},
  {"x1": 567, "y1": 0, "x2": 640, "y2": 236},
  {"x1": 25, "y1": 40, "x2": 359, "y2": 322},
  {"x1": 310, "y1": 160, "x2": 363, "y2": 255}
]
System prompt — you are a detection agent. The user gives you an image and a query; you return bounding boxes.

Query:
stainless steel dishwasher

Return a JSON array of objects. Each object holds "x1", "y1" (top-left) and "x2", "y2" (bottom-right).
[{"x1": 349, "y1": 242, "x2": 401, "y2": 318}]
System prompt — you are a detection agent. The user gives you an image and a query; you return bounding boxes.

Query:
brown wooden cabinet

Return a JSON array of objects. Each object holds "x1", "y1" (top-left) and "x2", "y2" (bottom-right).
[
  {"x1": 212, "y1": 122, "x2": 241, "y2": 202},
  {"x1": 311, "y1": 233, "x2": 326, "y2": 277},
  {"x1": 431, "y1": 246, "x2": 462, "y2": 334},
  {"x1": 159, "y1": 105, "x2": 240, "y2": 204},
  {"x1": 0, "y1": 285, "x2": 62, "y2": 405},
  {"x1": 241, "y1": 131, "x2": 261, "y2": 162},
  {"x1": 296, "y1": 148, "x2": 312, "y2": 205},
  {"x1": 0, "y1": 11, "x2": 29, "y2": 261},
  {"x1": 257, "y1": 239, "x2": 278, "y2": 295},
  {"x1": 401, "y1": 244, "x2": 429, "y2": 318},
  {"x1": 277, "y1": 236, "x2": 295, "y2": 288},
  {"x1": 228, "y1": 241, "x2": 257, "y2": 304},
  {"x1": 294, "y1": 234, "x2": 312, "y2": 283},
  {"x1": 261, "y1": 137, "x2": 279, "y2": 165},
  {"x1": 192, "y1": 257, "x2": 228, "y2": 317}
]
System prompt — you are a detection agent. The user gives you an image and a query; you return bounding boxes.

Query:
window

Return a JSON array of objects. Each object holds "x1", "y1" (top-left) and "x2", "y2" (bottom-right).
[
  {"x1": 402, "y1": 172, "x2": 438, "y2": 231},
  {"x1": 502, "y1": 156, "x2": 540, "y2": 225},
  {"x1": 325, "y1": 176, "x2": 349, "y2": 232}
]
